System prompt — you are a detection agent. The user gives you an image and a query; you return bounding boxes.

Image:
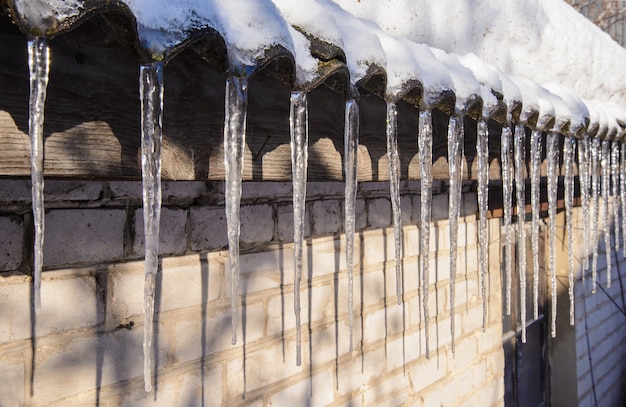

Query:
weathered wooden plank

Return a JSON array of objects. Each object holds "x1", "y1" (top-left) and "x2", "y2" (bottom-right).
[{"x1": 0, "y1": 13, "x2": 577, "y2": 182}]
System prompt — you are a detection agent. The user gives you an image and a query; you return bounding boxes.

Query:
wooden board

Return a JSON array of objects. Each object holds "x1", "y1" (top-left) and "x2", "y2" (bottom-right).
[{"x1": 0, "y1": 14, "x2": 576, "y2": 183}]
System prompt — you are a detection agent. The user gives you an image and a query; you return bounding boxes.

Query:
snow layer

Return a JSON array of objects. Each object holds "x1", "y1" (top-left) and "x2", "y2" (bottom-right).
[
  {"x1": 13, "y1": 0, "x2": 83, "y2": 31},
  {"x1": 334, "y1": 0, "x2": 626, "y2": 128},
  {"x1": 10, "y1": 0, "x2": 626, "y2": 129},
  {"x1": 123, "y1": 0, "x2": 317, "y2": 83}
]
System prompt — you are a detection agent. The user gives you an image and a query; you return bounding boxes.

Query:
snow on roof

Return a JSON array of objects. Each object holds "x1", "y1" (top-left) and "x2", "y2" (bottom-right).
[{"x1": 9, "y1": 0, "x2": 626, "y2": 134}]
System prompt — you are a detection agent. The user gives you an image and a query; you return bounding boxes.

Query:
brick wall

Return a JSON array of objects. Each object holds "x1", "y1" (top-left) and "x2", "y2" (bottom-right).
[
  {"x1": 0, "y1": 179, "x2": 505, "y2": 406},
  {"x1": 550, "y1": 206, "x2": 626, "y2": 407}
]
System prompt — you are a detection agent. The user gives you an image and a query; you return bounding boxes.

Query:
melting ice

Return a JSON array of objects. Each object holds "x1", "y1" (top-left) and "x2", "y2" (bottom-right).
[
  {"x1": 139, "y1": 61, "x2": 164, "y2": 393},
  {"x1": 514, "y1": 125, "x2": 526, "y2": 342},
  {"x1": 501, "y1": 126, "x2": 513, "y2": 315},
  {"x1": 386, "y1": 102, "x2": 403, "y2": 305},
  {"x1": 419, "y1": 110, "x2": 433, "y2": 358},
  {"x1": 564, "y1": 137, "x2": 575, "y2": 325},
  {"x1": 344, "y1": 97, "x2": 359, "y2": 352},
  {"x1": 224, "y1": 75, "x2": 248, "y2": 345},
  {"x1": 530, "y1": 130, "x2": 542, "y2": 319},
  {"x1": 290, "y1": 91, "x2": 308, "y2": 366},
  {"x1": 546, "y1": 132, "x2": 558, "y2": 338},
  {"x1": 27, "y1": 37, "x2": 49, "y2": 314},
  {"x1": 447, "y1": 114, "x2": 464, "y2": 351},
  {"x1": 476, "y1": 119, "x2": 489, "y2": 331}
]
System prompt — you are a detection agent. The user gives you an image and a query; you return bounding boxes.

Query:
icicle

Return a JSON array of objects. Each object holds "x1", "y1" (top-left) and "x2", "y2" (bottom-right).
[
  {"x1": 140, "y1": 61, "x2": 164, "y2": 393},
  {"x1": 530, "y1": 130, "x2": 542, "y2": 320},
  {"x1": 591, "y1": 137, "x2": 600, "y2": 293},
  {"x1": 514, "y1": 125, "x2": 527, "y2": 342},
  {"x1": 622, "y1": 142, "x2": 626, "y2": 258},
  {"x1": 611, "y1": 142, "x2": 620, "y2": 253},
  {"x1": 447, "y1": 114, "x2": 464, "y2": 352},
  {"x1": 290, "y1": 91, "x2": 308, "y2": 366},
  {"x1": 27, "y1": 37, "x2": 50, "y2": 314},
  {"x1": 601, "y1": 140, "x2": 611, "y2": 288},
  {"x1": 578, "y1": 136, "x2": 590, "y2": 279},
  {"x1": 476, "y1": 119, "x2": 489, "y2": 331},
  {"x1": 501, "y1": 126, "x2": 514, "y2": 316},
  {"x1": 386, "y1": 102, "x2": 403, "y2": 305},
  {"x1": 344, "y1": 97, "x2": 359, "y2": 353},
  {"x1": 546, "y1": 132, "x2": 558, "y2": 338},
  {"x1": 224, "y1": 74, "x2": 248, "y2": 345},
  {"x1": 419, "y1": 110, "x2": 433, "y2": 358},
  {"x1": 564, "y1": 137, "x2": 575, "y2": 325}
]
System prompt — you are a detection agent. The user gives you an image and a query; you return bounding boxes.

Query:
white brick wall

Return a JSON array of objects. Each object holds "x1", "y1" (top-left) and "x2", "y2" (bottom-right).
[{"x1": 0, "y1": 180, "x2": 507, "y2": 406}]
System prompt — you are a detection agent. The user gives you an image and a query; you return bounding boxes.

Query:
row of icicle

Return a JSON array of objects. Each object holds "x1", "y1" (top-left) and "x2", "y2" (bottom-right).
[{"x1": 25, "y1": 38, "x2": 624, "y2": 393}]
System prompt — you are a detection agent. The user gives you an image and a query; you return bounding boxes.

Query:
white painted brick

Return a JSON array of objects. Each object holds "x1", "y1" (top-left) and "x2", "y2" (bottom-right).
[
  {"x1": 364, "y1": 307, "x2": 386, "y2": 344},
  {"x1": 240, "y1": 248, "x2": 292, "y2": 293},
  {"x1": 241, "y1": 298, "x2": 266, "y2": 344},
  {"x1": 309, "y1": 283, "x2": 335, "y2": 324},
  {"x1": 240, "y1": 204, "x2": 274, "y2": 244},
  {"x1": 311, "y1": 200, "x2": 341, "y2": 236},
  {"x1": 33, "y1": 327, "x2": 166, "y2": 404},
  {"x1": 269, "y1": 369, "x2": 335, "y2": 407},
  {"x1": 362, "y1": 270, "x2": 385, "y2": 308},
  {"x1": 45, "y1": 180, "x2": 103, "y2": 201},
  {"x1": 0, "y1": 357, "x2": 24, "y2": 406},
  {"x1": 409, "y1": 353, "x2": 448, "y2": 393},
  {"x1": 266, "y1": 288, "x2": 298, "y2": 336},
  {"x1": 422, "y1": 388, "x2": 442, "y2": 407},
  {"x1": 307, "y1": 236, "x2": 350, "y2": 279},
  {"x1": 368, "y1": 198, "x2": 391, "y2": 228},
  {"x1": 121, "y1": 379, "x2": 176, "y2": 407},
  {"x1": 362, "y1": 229, "x2": 394, "y2": 267},
  {"x1": 158, "y1": 255, "x2": 223, "y2": 313},
  {"x1": 134, "y1": 207, "x2": 187, "y2": 257},
  {"x1": 386, "y1": 335, "x2": 406, "y2": 372},
  {"x1": 44, "y1": 209, "x2": 125, "y2": 266},
  {"x1": 364, "y1": 372, "x2": 409, "y2": 405},
  {"x1": 0, "y1": 276, "x2": 31, "y2": 344},
  {"x1": 277, "y1": 203, "x2": 310, "y2": 242},
  {"x1": 226, "y1": 341, "x2": 301, "y2": 398},
  {"x1": 108, "y1": 267, "x2": 145, "y2": 327},
  {"x1": 177, "y1": 366, "x2": 223, "y2": 407},
  {"x1": 403, "y1": 226, "x2": 420, "y2": 258},
  {"x1": 189, "y1": 207, "x2": 227, "y2": 250},
  {"x1": 174, "y1": 307, "x2": 233, "y2": 362},
  {"x1": 37, "y1": 273, "x2": 103, "y2": 337},
  {"x1": 0, "y1": 216, "x2": 23, "y2": 271}
]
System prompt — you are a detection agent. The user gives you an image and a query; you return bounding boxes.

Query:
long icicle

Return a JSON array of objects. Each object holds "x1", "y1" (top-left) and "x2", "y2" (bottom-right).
[
  {"x1": 476, "y1": 119, "x2": 489, "y2": 331},
  {"x1": 578, "y1": 136, "x2": 590, "y2": 282},
  {"x1": 140, "y1": 61, "x2": 164, "y2": 393},
  {"x1": 501, "y1": 125, "x2": 514, "y2": 315},
  {"x1": 224, "y1": 74, "x2": 248, "y2": 345},
  {"x1": 386, "y1": 102, "x2": 403, "y2": 305},
  {"x1": 290, "y1": 91, "x2": 308, "y2": 366},
  {"x1": 591, "y1": 137, "x2": 600, "y2": 293},
  {"x1": 611, "y1": 141, "x2": 620, "y2": 253},
  {"x1": 27, "y1": 37, "x2": 50, "y2": 314},
  {"x1": 622, "y1": 142, "x2": 626, "y2": 258},
  {"x1": 514, "y1": 124, "x2": 527, "y2": 342},
  {"x1": 564, "y1": 137, "x2": 575, "y2": 325},
  {"x1": 344, "y1": 96, "x2": 359, "y2": 353},
  {"x1": 448, "y1": 114, "x2": 464, "y2": 352},
  {"x1": 419, "y1": 110, "x2": 433, "y2": 359},
  {"x1": 546, "y1": 132, "x2": 558, "y2": 338},
  {"x1": 530, "y1": 130, "x2": 542, "y2": 320},
  {"x1": 601, "y1": 140, "x2": 611, "y2": 288}
]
